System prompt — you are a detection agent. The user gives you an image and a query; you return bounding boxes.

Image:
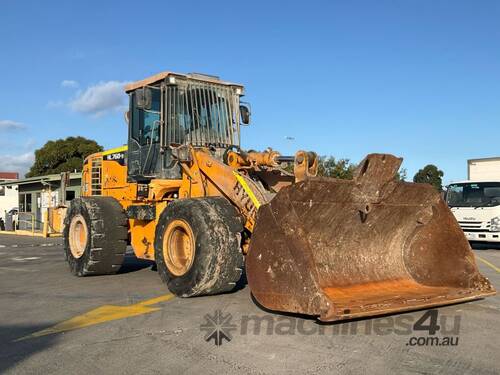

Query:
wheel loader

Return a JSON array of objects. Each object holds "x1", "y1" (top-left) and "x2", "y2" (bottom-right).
[{"x1": 64, "y1": 71, "x2": 495, "y2": 321}]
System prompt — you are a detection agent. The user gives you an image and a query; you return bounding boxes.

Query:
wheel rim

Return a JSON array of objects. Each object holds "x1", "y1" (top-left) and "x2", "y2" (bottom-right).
[
  {"x1": 163, "y1": 219, "x2": 195, "y2": 276},
  {"x1": 69, "y1": 214, "x2": 88, "y2": 259}
]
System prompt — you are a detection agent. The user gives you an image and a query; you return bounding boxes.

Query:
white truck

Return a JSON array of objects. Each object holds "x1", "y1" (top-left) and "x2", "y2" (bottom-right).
[{"x1": 447, "y1": 157, "x2": 500, "y2": 242}]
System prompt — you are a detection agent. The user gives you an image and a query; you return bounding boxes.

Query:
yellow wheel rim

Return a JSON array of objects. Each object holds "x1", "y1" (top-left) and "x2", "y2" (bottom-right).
[
  {"x1": 69, "y1": 214, "x2": 88, "y2": 259},
  {"x1": 163, "y1": 219, "x2": 195, "y2": 276}
]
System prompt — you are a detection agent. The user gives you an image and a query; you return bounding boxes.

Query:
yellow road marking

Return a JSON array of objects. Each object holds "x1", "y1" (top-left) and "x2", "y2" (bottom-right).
[
  {"x1": 15, "y1": 293, "x2": 175, "y2": 342},
  {"x1": 233, "y1": 171, "x2": 261, "y2": 209},
  {"x1": 476, "y1": 255, "x2": 500, "y2": 273}
]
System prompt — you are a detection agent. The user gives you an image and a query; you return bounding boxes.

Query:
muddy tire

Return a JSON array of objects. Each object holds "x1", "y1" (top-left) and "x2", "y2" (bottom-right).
[
  {"x1": 154, "y1": 197, "x2": 244, "y2": 297},
  {"x1": 64, "y1": 197, "x2": 128, "y2": 276}
]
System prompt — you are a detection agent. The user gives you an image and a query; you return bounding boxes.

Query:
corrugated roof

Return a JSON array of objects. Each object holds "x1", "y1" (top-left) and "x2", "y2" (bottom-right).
[
  {"x1": 125, "y1": 71, "x2": 244, "y2": 92},
  {"x1": 0, "y1": 172, "x2": 82, "y2": 186}
]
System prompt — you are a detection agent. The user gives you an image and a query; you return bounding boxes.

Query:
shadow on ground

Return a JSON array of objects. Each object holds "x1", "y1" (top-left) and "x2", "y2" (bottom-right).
[
  {"x1": 0, "y1": 324, "x2": 59, "y2": 373},
  {"x1": 117, "y1": 253, "x2": 155, "y2": 274},
  {"x1": 470, "y1": 242, "x2": 500, "y2": 250}
]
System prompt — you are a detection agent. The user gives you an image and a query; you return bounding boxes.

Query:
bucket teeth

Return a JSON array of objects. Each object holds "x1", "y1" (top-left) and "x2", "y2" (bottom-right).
[{"x1": 246, "y1": 153, "x2": 496, "y2": 321}]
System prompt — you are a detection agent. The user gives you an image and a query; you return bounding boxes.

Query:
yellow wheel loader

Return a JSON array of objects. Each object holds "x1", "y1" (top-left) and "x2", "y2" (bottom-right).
[{"x1": 64, "y1": 71, "x2": 495, "y2": 321}]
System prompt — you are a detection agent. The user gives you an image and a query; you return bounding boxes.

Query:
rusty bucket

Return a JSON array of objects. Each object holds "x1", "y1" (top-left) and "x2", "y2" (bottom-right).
[{"x1": 246, "y1": 154, "x2": 495, "y2": 321}]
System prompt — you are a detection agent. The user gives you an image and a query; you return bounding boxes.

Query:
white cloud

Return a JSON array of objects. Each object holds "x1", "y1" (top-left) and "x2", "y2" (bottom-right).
[
  {"x1": 0, "y1": 152, "x2": 34, "y2": 177},
  {"x1": 61, "y1": 80, "x2": 79, "y2": 88},
  {"x1": 69, "y1": 81, "x2": 129, "y2": 117},
  {"x1": 0, "y1": 120, "x2": 27, "y2": 131}
]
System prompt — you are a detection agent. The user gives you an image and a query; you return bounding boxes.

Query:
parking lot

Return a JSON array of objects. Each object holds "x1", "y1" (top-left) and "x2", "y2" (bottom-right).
[{"x1": 0, "y1": 233, "x2": 499, "y2": 375}]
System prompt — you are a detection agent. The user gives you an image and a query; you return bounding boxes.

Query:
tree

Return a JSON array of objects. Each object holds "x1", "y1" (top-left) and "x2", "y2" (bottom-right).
[
  {"x1": 282, "y1": 155, "x2": 356, "y2": 179},
  {"x1": 283, "y1": 156, "x2": 410, "y2": 182},
  {"x1": 396, "y1": 168, "x2": 408, "y2": 181},
  {"x1": 413, "y1": 164, "x2": 444, "y2": 191},
  {"x1": 317, "y1": 156, "x2": 357, "y2": 179},
  {"x1": 26, "y1": 136, "x2": 103, "y2": 177}
]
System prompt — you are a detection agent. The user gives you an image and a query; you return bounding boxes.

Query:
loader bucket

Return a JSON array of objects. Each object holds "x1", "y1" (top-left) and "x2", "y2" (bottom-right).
[{"x1": 246, "y1": 154, "x2": 495, "y2": 321}]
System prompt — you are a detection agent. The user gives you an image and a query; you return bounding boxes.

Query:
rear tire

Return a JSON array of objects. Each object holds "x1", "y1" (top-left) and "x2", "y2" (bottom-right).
[
  {"x1": 154, "y1": 197, "x2": 244, "y2": 297},
  {"x1": 64, "y1": 197, "x2": 128, "y2": 276}
]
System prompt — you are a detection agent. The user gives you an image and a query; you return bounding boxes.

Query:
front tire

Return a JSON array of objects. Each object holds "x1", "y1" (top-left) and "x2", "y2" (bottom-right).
[
  {"x1": 64, "y1": 197, "x2": 128, "y2": 276},
  {"x1": 154, "y1": 197, "x2": 244, "y2": 297}
]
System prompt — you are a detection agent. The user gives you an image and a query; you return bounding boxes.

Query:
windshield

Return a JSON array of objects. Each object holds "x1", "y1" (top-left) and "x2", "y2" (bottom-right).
[
  {"x1": 165, "y1": 81, "x2": 240, "y2": 148},
  {"x1": 447, "y1": 182, "x2": 500, "y2": 207}
]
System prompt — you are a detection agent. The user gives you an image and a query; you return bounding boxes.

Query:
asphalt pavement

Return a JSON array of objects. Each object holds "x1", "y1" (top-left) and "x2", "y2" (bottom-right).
[{"x1": 0, "y1": 234, "x2": 499, "y2": 374}]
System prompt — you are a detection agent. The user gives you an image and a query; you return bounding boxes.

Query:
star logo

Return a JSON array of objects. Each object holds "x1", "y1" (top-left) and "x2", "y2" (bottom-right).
[{"x1": 200, "y1": 310, "x2": 237, "y2": 346}]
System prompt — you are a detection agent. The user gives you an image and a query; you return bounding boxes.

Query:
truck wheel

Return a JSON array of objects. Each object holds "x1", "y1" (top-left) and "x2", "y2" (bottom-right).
[
  {"x1": 64, "y1": 197, "x2": 128, "y2": 276},
  {"x1": 154, "y1": 197, "x2": 244, "y2": 297}
]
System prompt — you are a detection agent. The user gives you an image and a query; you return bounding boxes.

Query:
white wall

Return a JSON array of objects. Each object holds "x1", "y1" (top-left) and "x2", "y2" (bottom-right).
[
  {"x1": 0, "y1": 183, "x2": 18, "y2": 221},
  {"x1": 468, "y1": 158, "x2": 500, "y2": 181}
]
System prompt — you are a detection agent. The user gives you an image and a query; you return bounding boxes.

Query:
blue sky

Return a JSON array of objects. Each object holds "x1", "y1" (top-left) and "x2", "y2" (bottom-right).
[{"x1": 0, "y1": 0, "x2": 499, "y2": 183}]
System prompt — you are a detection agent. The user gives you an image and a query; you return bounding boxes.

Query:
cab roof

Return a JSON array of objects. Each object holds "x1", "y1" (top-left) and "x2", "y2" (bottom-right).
[
  {"x1": 124, "y1": 71, "x2": 244, "y2": 93},
  {"x1": 449, "y1": 180, "x2": 500, "y2": 185}
]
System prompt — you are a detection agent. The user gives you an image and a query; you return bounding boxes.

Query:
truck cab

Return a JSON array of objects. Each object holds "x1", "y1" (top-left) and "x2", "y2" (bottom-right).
[
  {"x1": 447, "y1": 181, "x2": 500, "y2": 242},
  {"x1": 447, "y1": 157, "x2": 500, "y2": 243}
]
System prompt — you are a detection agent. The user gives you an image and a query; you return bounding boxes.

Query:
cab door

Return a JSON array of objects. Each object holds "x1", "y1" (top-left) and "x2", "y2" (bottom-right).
[{"x1": 127, "y1": 86, "x2": 162, "y2": 182}]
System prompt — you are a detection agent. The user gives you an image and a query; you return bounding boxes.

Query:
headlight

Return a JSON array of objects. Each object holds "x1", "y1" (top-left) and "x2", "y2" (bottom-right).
[{"x1": 490, "y1": 216, "x2": 500, "y2": 232}]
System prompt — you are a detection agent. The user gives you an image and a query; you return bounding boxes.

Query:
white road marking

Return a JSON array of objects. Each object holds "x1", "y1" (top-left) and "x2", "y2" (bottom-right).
[
  {"x1": 0, "y1": 266, "x2": 35, "y2": 272},
  {"x1": 12, "y1": 256, "x2": 41, "y2": 262},
  {"x1": 0, "y1": 245, "x2": 5, "y2": 248}
]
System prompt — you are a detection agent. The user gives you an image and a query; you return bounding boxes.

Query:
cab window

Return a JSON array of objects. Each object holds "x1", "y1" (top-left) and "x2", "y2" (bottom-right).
[{"x1": 130, "y1": 87, "x2": 161, "y2": 146}]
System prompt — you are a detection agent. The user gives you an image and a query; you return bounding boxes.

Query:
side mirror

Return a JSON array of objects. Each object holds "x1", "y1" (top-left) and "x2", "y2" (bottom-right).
[
  {"x1": 124, "y1": 110, "x2": 130, "y2": 125},
  {"x1": 240, "y1": 104, "x2": 251, "y2": 125},
  {"x1": 442, "y1": 189, "x2": 448, "y2": 202},
  {"x1": 135, "y1": 88, "x2": 152, "y2": 110}
]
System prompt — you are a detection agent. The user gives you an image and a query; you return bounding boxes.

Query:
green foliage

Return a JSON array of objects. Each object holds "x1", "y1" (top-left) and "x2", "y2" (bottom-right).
[
  {"x1": 281, "y1": 155, "x2": 356, "y2": 179},
  {"x1": 283, "y1": 156, "x2": 409, "y2": 182},
  {"x1": 26, "y1": 136, "x2": 103, "y2": 177},
  {"x1": 413, "y1": 164, "x2": 444, "y2": 191},
  {"x1": 396, "y1": 167, "x2": 408, "y2": 181},
  {"x1": 317, "y1": 156, "x2": 357, "y2": 179}
]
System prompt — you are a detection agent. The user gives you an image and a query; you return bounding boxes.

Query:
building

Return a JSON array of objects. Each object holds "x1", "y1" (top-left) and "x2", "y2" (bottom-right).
[
  {"x1": 0, "y1": 172, "x2": 19, "y2": 180},
  {"x1": 468, "y1": 156, "x2": 500, "y2": 181},
  {"x1": 0, "y1": 172, "x2": 82, "y2": 232},
  {"x1": 0, "y1": 172, "x2": 19, "y2": 223}
]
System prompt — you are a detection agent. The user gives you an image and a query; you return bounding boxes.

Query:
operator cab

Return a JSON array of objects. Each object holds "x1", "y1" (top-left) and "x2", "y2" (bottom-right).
[{"x1": 125, "y1": 72, "x2": 250, "y2": 182}]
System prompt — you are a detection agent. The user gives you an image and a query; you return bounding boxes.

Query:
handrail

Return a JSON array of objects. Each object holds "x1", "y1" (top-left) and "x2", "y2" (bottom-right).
[{"x1": 17, "y1": 212, "x2": 41, "y2": 234}]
